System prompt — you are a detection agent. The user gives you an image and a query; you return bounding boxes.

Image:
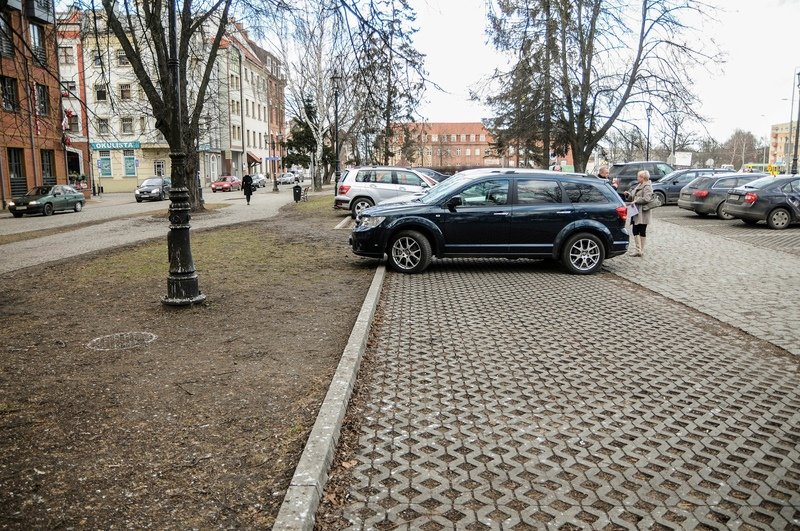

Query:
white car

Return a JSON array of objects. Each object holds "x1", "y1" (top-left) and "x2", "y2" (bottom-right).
[
  {"x1": 278, "y1": 172, "x2": 298, "y2": 185},
  {"x1": 334, "y1": 166, "x2": 437, "y2": 217}
]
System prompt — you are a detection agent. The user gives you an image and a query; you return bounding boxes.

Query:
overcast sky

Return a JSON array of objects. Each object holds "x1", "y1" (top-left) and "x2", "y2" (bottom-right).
[{"x1": 410, "y1": 0, "x2": 800, "y2": 143}]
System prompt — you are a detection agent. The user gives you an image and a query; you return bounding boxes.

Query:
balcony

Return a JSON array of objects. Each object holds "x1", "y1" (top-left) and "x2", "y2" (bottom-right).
[{"x1": 25, "y1": 0, "x2": 54, "y2": 24}]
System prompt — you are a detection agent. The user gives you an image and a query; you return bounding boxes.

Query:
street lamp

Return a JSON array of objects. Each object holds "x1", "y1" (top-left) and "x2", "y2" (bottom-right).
[
  {"x1": 645, "y1": 105, "x2": 653, "y2": 161},
  {"x1": 792, "y1": 71, "x2": 800, "y2": 175},
  {"x1": 271, "y1": 138, "x2": 279, "y2": 192},
  {"x1": 332, "y1": 70, "x2": 341, "y2": 194},
  {"x1": 162, "y1": 0, "x2": 204, "y2": 306}
]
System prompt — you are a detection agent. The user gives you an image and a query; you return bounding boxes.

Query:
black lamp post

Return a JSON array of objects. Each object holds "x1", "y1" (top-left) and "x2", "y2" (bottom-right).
[
  {"x1": 271, "y1": 138, "x2": 279, "y2": 192},
  {"x1": 162, "y1": 0, "x2": 204, "y2": 306},
  {"x1": 792, "y1": 71, "x2": 800, "y2": 175},
  {"x1": 645, "y1": 105, "x2": 653, "y2": 161},
  {"x1": 332, "y1": 71, "x2": 340, "y2": 194}
]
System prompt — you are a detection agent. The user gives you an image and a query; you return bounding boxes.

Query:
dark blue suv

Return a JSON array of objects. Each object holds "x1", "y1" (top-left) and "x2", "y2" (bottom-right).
[{"x1": 349, "y1": 169, "x2": 630, "y2": 274}]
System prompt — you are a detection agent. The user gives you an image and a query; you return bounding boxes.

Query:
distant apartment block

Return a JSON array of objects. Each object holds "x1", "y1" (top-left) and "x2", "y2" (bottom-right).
[{"x1": 770, "y1": 121, "x2": 798, "y2": 169}]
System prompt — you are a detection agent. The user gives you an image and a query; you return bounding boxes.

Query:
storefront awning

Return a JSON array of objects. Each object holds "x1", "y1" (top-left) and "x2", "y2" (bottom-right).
[{"x1": 246, "y1": 151, "x2": 261, "y2": 165}]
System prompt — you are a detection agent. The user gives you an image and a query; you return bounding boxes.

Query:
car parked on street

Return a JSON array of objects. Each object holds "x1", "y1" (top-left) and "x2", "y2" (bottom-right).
[
  {"x1": 415, "y1": 167, "x2": 451, "y2": 182},
  {"x1": 211, "y1": 175, "x2": 242, "y2": 192},
  {"x1": 9, "y1": 185, "x2": 85, "y2": 217},
  {"x1": 677, "y1": 173, "x2": 765, "y2": 219},
  {"x1": 609, "y1": 161, "x2": 674, "y2": 194},
  {"x1": 335, "y1": 166, "x2": 438, "y2": 218},
  {"x1": 723, "y1": 175, "x2": 800, "y2": 229},
  {"x1": 651, "y1": 168, "x2": 730, "y2": 206},
  {"x1": 277, "y1": 172, "x2": 298, "y2": 185},
  {"x1": 349, "y1": 169, "x2": 629, "y2": 274},
  {"x1": 251, "y1": 174, "x2": 268, "y2": 189},
  {"x1": 134, "y1": 177, "x2": 171, "y2": 202}
]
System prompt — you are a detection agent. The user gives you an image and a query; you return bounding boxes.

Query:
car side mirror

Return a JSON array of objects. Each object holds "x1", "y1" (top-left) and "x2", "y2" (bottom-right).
[{"x1": 446, "y1": 196, "x2": 463, "y2": 211}]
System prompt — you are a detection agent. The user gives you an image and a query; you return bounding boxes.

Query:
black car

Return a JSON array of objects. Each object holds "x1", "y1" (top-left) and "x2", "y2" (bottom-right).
[
  {"x1": 724, "y1": 175, "x2": 800, "y2": 229},
  {"x1": 677, "y1": 173, "x2": 765, "y2": 219},
  {"x1": 349, "y1": 169, "x2": 629, "y2": 275},
  {"x1": 134, "y1": 177, "x2": 171, "y2": 202},
  {"x1": 651, "y1": 168, "x2": 731, "y2": 206},
  {"x1": 609, "y1": 161, "x2": 674, "y2": 194}
]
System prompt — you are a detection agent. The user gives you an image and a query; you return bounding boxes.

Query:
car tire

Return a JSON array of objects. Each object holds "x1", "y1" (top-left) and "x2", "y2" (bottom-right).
[
  {"x1": 350, "y1": 197, "x2": 374, "y2": 218},
  {"x1": 12, "y1": 212, "x2": 22, "y2": 218},
  {"x1": 654, "y1": 191, "x2": 666, "y2": 207},
  {"x1": 695, "y1": 212, "x2": 709, "y2": 218},
  {"x1": 388, "y1": 230, "x2": 432, "y2": 274},
  {"x1": 767, "y1": 208, "x2": 791, "y2": 230},
  {"x1": 212, "y1": 189, "x2": 217, "y2": 193},
  {"x1": 742, "y1": 219, "x2": 758, "y2": 226},
  {"x1": 74, "y1": 201, "x2": 83, "y2": 213},
  {"x1": 716, "y1": 202, "x2": 734, "y2": 220},
  {"x1": 561, "y1": 232, "x2": 604, "y2": 275},
  {"x1": 136, "y1": 197, "x2": 143, "y2": 202},
  {"x1": 43, "y1": 203, "x2": 53, "y2": 216},
  {"x1": 158, "y1": 192, "x2": 165, "y2": 201}
]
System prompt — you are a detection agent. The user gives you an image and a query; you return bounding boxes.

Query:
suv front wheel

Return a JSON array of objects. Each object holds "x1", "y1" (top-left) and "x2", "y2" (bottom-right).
[
  {"x1": 388, "y1": 230, "x2": 431, "y2": 273},
  {"x1": 351, "y1": 197, "x2": 374, "y2": 218},
  {"x1": 561, "y1": 233, "x2": 604, "y2": 274}
]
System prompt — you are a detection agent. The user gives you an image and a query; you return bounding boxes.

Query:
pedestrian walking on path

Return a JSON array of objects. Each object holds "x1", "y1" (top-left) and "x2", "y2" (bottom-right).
[
  {"x1": 242, "y1": 174, "x2": 253, "y2": 205},
  {"x1": 624, "y1": 169, "x2": 654, "y2": 257}
]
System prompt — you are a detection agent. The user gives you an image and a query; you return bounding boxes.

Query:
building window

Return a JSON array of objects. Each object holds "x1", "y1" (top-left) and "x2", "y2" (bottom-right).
[
  {"x1": 1, "y1": 76, "x2": 19, "y2": 111},
  {"x1": 30, "y1": 23, "x2": 46, "y2": 65},
  {"x1": 475, "y1": 148, "x2": 481, "y2": 156},
  {"x1": 479, "y1": 134, "x2": 486, "y2": 141},
  {"x1": 450, "y1": 134, "x2": 456, "y2": 142},
  {"x1": 123, "y1": 149, "x2": 136, "y2": 176},
  {"x1": 97, "y1": 118, "x2": 109, "y2": 134},
  {"x1": 58, "y1": 46, "x2": 74, "y2": 64},
  {"x1": 67, "y1": 114, "x2": 79, "y2": 132},
  {"x1": 62, "y1": 80, "x2": 77, "y2": 93},
  {"x1": 41, "y1": 150, "x2": 55, "y2": 184},
  {"x1": 119, "y1": 84, "x2": 131, "y2": 100},
  {"x1": 35, "y1": 84, "x2": 49, "y2": 115},
  {"x1": 154, "y1": 160, "x2": 165, "y2": 176},
  {"x1": 98, "y1": 150, "x2": 112, "y2": 176},
  {"x1": 456, "y1": 148, "x2": 462, "y2": 156},
  {"x1": 465, "y1": 148, "x2": 471, "y2": 156},
  {"x1": 93, "y1": 50, "x2": 103, "y2": 66},
  {"x1": 431, "y1": 134, "x2": 438, "y2": 142},
  {"x1": 95, "y1": 85, "x2": 107, "y2": 102},
  {"x1": 140, "y1": 116, "x2": 146, "y2": 132},
  {"x1": 116, "y1": 49, "x2": 129, "y2": 66},
  {"x1": 0, "y1": 14, "x2": 13, "y2": 57},
  {"x1": 470, "y1": 134, "x2": 476, "y2": 142},
  {"x1": 121, "y1": 117, "x2": 134, "y2": 134}
]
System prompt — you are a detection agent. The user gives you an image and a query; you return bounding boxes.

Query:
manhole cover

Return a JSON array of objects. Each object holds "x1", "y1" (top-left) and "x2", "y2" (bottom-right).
[{"x1": 86, "y1": 332, "x2": 157, "y2": 351}]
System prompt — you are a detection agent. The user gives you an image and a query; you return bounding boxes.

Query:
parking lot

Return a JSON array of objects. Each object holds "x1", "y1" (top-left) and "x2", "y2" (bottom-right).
[{"x1": 323, "y1": 207, "x2": 800, "y2": 528}]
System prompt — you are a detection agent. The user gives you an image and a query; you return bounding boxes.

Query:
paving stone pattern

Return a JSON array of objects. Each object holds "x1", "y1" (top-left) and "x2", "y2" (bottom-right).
[
  {"x1": 335, "y1": 261, "x2": 800, "y2": 529},
  {"x1": 605, "y1": 210, "x2": 800, "y2": 357}
]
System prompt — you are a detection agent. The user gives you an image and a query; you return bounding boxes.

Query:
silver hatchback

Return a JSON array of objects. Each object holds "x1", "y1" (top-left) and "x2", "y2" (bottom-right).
[{"x1": 334, "y1": 167, "x2": 437, "y2": 217}]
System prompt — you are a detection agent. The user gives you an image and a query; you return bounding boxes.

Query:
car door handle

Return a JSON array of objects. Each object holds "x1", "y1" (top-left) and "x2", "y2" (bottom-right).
[{"x1": 493, "y1": 212, "x2": 510, "y2": 216}]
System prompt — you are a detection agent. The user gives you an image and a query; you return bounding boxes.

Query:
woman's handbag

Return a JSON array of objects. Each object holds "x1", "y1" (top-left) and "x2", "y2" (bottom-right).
[{"x1": 641, "y1": 196, "x2": 661, "y2": 211}]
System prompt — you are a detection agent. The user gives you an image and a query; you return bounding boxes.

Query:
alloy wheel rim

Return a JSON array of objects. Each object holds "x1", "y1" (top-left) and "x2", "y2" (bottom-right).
[
  {"x1": 392, "y1": 237, "x2": 422, "y2": 270},
  {"x1": 569, "y1": 239, "x2": 600, "y2": 271},
  {"x1": 355, "y1": 201, "x2": 371, "y2": 215}
]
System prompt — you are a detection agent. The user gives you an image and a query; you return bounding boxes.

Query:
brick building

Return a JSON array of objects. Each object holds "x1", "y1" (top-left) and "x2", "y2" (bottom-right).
[
  {"x1": 388, "y1": 122, "x2": 573, "y2": 172},
  {"x1": 1, "y1": 0, "x2": 67, "y2": 206}
]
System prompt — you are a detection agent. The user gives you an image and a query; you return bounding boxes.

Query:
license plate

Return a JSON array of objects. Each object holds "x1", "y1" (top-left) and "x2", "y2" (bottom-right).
[
  {"x1": 729, "y1": 194, "x2": 739, "y2": 201},
  {"x1": 16, "y1": 206, "x2": 27, "y2": 210}
]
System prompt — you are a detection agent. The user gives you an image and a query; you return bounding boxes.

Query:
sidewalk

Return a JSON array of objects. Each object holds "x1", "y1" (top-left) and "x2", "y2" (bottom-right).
[{"x1": 277, "y1": 214, "x2": 800, "y2": 529}]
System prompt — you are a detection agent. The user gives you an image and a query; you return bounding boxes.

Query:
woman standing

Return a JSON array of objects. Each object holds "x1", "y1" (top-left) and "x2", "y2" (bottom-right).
[
  {"x1": 242, "y1": 174, "x2": 253, "y2": 205},
  {"x1": 623, "y1": 170, "x2": 654, "y2": 257}
]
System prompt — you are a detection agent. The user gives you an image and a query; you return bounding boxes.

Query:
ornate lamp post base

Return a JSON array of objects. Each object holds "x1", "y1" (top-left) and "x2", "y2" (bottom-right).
[{"x1": 161, "y1": 176, "x2": 205, "y2": 307}]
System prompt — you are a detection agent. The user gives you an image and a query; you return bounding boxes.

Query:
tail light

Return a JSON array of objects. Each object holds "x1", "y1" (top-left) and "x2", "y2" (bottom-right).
[
  {"x1": 692, "y1": 190, "x2": 709, "y2": 198},
  {"x1": 338, "y1": 184, "x2": 351, "y2": 195},
  {"x1": 744, "y1": 192, "x2": 758, "y2": 204},
  {"x1": 616, "y1": 205, "x2": 627, "y2": 221}
]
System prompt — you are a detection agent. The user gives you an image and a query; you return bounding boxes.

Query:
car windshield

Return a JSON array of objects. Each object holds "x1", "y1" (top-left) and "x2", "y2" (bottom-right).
[
  {"x1": 742, "y1": 176, "x2": 783, "y2": 189},
  {"x1": 26, "y1": 186, "x2": 52, "y2": 196},
  {"x1": 658, "y1": 171, "x2": 683, "y2": 182},
  {"x1": 141, "y1": 178, "x2": 162, "y2": 187},
  {"x1": 418, "y1": 173, "x2": 476, "y2": 205}
]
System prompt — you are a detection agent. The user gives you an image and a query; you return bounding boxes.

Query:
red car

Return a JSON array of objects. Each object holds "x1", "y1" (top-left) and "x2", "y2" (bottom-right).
[{"x1": 211, "y1": 175, "x2": 242, "y2": 192}]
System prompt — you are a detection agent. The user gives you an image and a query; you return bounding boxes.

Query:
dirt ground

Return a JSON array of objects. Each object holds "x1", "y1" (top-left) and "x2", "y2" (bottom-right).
[{"x1": 0, "y1": 198, "x2": 377, "y2": 528}]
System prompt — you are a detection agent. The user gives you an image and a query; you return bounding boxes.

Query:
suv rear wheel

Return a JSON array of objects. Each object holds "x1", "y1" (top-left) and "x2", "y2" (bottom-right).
[
  {"x1": 351, "y1": 197, "x2": 374, "y2": 218},
  {"x1": 561, "y1": 233, "x2": 604, "y2": 275},
  {"x1": 388, "y1": 230, "x2": 431, "y2": 273}
]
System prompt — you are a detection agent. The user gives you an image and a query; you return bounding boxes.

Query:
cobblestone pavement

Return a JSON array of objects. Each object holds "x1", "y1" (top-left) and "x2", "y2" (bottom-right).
[
  {"x1": 605, "y1": 207, "x2": 800, "y2": 356},
  {"x1": 327, "y1": 214, "x2": 800, "y2": 529}
]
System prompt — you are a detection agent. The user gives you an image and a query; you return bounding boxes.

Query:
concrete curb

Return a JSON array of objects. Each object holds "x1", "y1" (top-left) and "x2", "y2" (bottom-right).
[{"x1": 272, "y1": 264, "x2": 386, "y2": 530}]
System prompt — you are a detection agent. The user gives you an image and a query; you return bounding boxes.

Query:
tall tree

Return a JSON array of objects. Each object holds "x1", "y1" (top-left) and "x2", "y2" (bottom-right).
[{"x1": 484, "y1": 0, "x2": 720, "y2": 172}]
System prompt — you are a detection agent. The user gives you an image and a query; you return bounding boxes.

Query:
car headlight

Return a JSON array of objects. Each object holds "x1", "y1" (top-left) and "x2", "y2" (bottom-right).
[
  {"x1": 8, "y1": 201, "x2": 14, "y2": 206},
  {"x1": 29, "y1": 200, "x2": 39, "y2": 205},
  {"x1": 359, "y1": 216, "x2": 386, "y2": 229}
]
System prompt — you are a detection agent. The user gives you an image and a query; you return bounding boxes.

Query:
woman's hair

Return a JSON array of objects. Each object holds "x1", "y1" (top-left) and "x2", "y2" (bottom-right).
[{"x1": 637, "y1": 170, "x2": 651, "y2": 181}]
